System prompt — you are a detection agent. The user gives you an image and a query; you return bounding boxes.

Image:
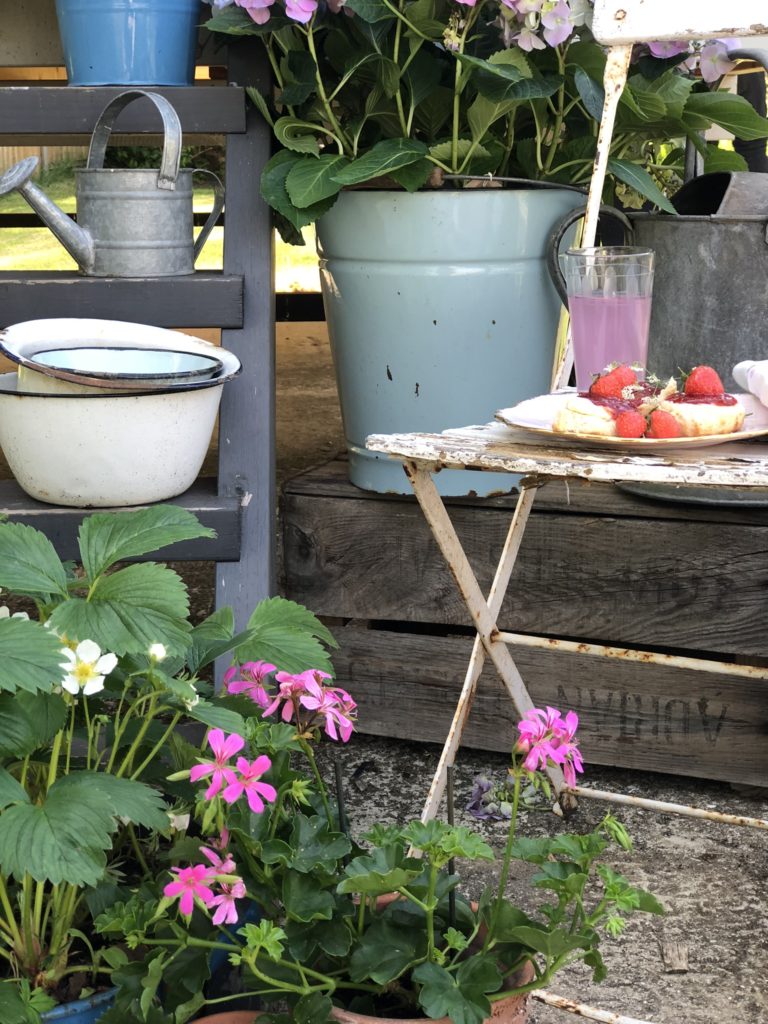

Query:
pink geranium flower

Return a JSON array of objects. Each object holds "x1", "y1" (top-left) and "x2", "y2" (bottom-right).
[
  {"x1": 210, "y1": 878, "x2": 247, "y2": 926},
  {"x1": 300, "y1": 675, "x2": 357, "y2": 742},
  {"x1": 190, "y1": 729, "x2": 245, "y2": 800},
  {"x1": 199, "y1": 844, "x2": 237, "y2": 876},
  {"x1": 516, "y1": 706, "x2": 583, "y2": 786},
  {"x1": 222, "y1": 755, "x2": 278, "y2": 814},
  {"x1": 224, "y1": 660, "x2": 276, "y2": 707},
  {"x1": 263, "y1": 670, "x2": 328, "y2": 722},
  {"x1": 164, "y1": 865, "x2": 215, "y2": 917}
]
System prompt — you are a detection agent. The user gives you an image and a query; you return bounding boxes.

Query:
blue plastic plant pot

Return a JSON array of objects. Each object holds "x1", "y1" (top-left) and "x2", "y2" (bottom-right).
[
  {"x1": 42, "y1": 988, "x2": 116, "y2": 1024},
  {"x1": 55, "y1": 0, "x2": 202, "y2": 86}
]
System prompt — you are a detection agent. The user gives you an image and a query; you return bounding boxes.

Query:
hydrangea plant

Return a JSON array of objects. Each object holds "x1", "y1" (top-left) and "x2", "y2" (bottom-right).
[{"x1": 203, "y1": 0, "x2": 768, "y2": 240}]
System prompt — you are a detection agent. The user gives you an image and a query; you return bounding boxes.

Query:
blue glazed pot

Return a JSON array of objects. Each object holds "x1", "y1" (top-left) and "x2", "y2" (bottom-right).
[
  {"x1": 42, "y1": 988, "x2": 116, "y2": 1024},
  {"x1": 316, "y1": 187, "x2": 583, "y2": 496},
  {"x1": 55, "y1": 0, "x2": 202, "y2": 86}
]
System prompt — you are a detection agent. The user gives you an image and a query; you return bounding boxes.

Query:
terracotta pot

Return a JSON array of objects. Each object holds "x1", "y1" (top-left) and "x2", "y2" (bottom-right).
[{"x1": 328, "y1": 985, "x2": 531, "y2": 1024}]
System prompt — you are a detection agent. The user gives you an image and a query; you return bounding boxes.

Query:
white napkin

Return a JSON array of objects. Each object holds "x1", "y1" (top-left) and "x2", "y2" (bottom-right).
[{"x1": 733, "y1": 360, "x2": 768, "y2": 408}]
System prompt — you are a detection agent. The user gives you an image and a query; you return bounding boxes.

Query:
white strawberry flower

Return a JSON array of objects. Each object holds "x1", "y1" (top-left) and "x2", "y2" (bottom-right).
[
  {"x1": 59, "y1": 639, "x2": 118, "y2": 697},
  {"x1": 148, "y1": 642, "x2": 167, "y2": 662},
  {"x1": 0, "y1": 607, "x2": 30, "y2": 621}
]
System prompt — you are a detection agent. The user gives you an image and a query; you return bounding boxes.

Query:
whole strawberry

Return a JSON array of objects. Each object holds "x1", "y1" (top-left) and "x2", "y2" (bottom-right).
[
  {"x1": 608, "y1": 364, "x2": 638, "y2": 389},
  {"x1": 615, "y1": 409, "x2": 646, "y2": 438},
  {"x1": 589, "y1": 369, "x2": 624, "y2": 399},
  {"x1": 684, "y1": 365, "x2": 724, "y2": 397},
  {"x1": 647, "y1": 410, "x2": 682, "y2": 439}
]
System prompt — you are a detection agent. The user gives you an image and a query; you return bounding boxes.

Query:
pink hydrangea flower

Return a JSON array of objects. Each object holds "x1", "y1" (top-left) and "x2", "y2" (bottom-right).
[
  {"x1": 222, "y1": 754, "x2": 278, "y2": 814},
  {"x1": 164, "y1": 865, "x2": 215, "y2": 917},
  {"x1": 224, "y1": 660, "x2": 276, "y2": 707},
  {"x1": 190, "y1": 729, "x2": 245, "y2": 800},
  {"x1": 699, "y1": 40, "x2": 736, "y2": 83},
  {"x1": 210, "y1": 878, "x2": 247, "y2": 926},
  {"x1": 235, "y1": 0, "x2": 274, "y2": 23},
  {"x1": 454, "y1": 0, "x2": 478, "y2": 7},
  {"x1": 285, "y1": 0, "x2": 317, "y2": 23},
  {"x1": 515, "y1": 26, "x2": 547, "y2": 52},
  {"x1": 647, "y1": 40, "x2": 690, "y2": 59},
  {"x1": 541, "y1": 0, "x2": 575, "y2": 47}
]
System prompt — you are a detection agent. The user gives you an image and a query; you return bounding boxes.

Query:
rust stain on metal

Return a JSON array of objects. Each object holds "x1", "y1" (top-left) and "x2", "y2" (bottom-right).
[{"x1": 614, "y1": 8, "x2": 626, "y2": 19}]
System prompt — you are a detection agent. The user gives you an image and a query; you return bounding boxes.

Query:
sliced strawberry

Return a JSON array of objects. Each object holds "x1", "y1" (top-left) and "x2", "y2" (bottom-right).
[
  {"x1": 684, "y1": 365, "x2": 724, "y2": 397},
  {"x1": 647, "y1": 409, "x2": 682, "y2": 439},
  {"x1": 615, "y1": 409, "x2": 647, "y2": 438}
]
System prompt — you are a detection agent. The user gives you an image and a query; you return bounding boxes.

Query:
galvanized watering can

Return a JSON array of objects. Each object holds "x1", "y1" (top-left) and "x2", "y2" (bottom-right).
[
  {"x1": 547, "y1": 171, "x2": 768, "y2": 384},
  {"x1": 0, "y1": 89, "x2": 224, "y2": 277}
]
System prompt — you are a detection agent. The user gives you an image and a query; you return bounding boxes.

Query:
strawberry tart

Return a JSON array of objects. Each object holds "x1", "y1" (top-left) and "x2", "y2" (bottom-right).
[{"x1": 552, "y1": 364, "x2": 745, "y2": 440}]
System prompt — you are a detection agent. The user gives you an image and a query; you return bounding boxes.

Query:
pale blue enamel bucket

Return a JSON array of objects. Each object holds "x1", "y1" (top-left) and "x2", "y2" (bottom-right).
[
  {"x1": 55, "y1": 0, "x2": 201, "y2": 86},
  {"x1": 316, "y1": 186, "x2": 584, "y2": 496},
  {"x1": 42, "y1": 988, "x2": 116, "y2": 1023}
]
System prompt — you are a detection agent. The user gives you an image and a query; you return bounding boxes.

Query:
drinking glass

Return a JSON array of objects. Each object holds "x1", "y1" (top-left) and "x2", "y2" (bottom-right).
[{"x1": 560, "y1": 246, "x2": 655, "y2": 391}]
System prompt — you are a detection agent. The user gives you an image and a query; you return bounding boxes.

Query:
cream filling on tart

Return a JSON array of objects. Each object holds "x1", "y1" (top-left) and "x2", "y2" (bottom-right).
[{"x1": 657, "y1": 398, "x2": 745, "y2": 437}]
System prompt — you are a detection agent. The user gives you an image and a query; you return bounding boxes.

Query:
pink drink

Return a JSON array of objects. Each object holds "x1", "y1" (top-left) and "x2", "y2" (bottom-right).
[{"x1": 570, "y1": 293, "x2": 652, "y2": 392}]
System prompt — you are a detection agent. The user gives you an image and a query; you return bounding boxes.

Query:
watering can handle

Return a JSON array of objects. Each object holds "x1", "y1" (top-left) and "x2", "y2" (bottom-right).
[
  {"x1": 546, "y1": 204, "x2": 636, "y2": 308},
  {"x1": 192, "y1": 169, "x2": 226, "y2": 261},
  {"x1": 87, "y1": 90, "x2": 182, "y2": 191}
]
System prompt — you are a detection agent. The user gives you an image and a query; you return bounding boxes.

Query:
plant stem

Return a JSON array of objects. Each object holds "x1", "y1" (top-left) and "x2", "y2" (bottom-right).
[
  {"x1": 127, "y1": 823, "x2": 151, "y2": 878},
  {"x1": 130, "y1": 711, "x2": 182, "y2": 781},
  {"x1": 115, "y1": 694, "x2": 159, "y2": 778},
  {"x1": 299, "y1": 738, "x2": 333, "y2": 828},
  {"x1": 543, "y1": 46, "x2": 568, "y2": 175},
  {"x1": 488, "y1": 771, "x2": 522, "y2": 940},
  {"x1": 0, "y1": 875, "x2": 24, "y2": 952},
  {"x1": 450, "y1": 7, "x2": 479, "y2": 172},
  {"x1": 305, "y1": 22, "x2": 352, "y2": 153},
  {"x1": 392, "y1": 0, "x2": 408, "y2": 137}
]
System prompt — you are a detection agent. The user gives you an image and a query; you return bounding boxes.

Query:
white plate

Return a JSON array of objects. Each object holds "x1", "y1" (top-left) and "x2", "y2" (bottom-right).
[{"x1": 495, "y1": 390, "x2": 768, "y2": 451}]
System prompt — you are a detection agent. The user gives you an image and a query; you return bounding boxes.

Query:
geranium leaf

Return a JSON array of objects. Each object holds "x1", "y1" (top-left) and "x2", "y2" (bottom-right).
[
  {"x1": 0, "y1": 691, "x2": 67, "y2": 756},
  {"x1": 48, "y1": 563, "x2": 192, "y2": 656},
  {"x1": 0, "y1": 767, "x2": 28, "y2": 809},
  {"x1": 338, "y1": 846, "x2": 423, "y2": 895},
  {"x1": 350, "y1": 918, "x2": 423, "y2": 984},
  {"x1": 332, "y1": 139, "x2": 429, "y2": 186},
  {"x1": 293, "y1": 992, "x2": 335, "y2": 1024},
  {"x1": 608, "y1": 159, "x2": 677, "y2": 214},
  {"x1": 414, "y1": 959, "x2": 497, "y2": 1024},
  {"x1": 78, "y1": 505, "x2": 215, "y2": 581},
  {"x1": 282, "y1": 871, "x2": 335, "y2": 922},
  {"x1": 289, "y1": 814, "x2": 351, "y2": 873},
  {"x1": 0, "y1": 521, "x2": 68, "y2": 598},
  {"x1": 0, "y1": 618, "x2": 68, "y2": 694},
  {"x1": 286, "y1": 155, "x2": 348, "y2": 209}
]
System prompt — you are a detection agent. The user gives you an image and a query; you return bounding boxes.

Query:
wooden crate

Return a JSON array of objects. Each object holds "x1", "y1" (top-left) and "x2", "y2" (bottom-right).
[{"x1": 282, "y1": 460, "x2": 768, "y2": 786}]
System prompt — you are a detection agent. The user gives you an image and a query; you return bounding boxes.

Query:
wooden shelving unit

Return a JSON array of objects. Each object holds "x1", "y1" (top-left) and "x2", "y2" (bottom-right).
[{"x1": 0, "y1": 42, "x2": 276, "y2": 631}]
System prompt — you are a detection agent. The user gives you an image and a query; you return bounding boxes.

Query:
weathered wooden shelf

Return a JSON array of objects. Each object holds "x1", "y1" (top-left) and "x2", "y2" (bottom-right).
[
  {"x1": 0, "y1": 273, "x2": 244, "y2": 328},
  {"x1": 282, "y1": 459, "x2": 768, "y2": 786},
  {"x1": 0, "y1": 478, "x2": 242, "y2": 561}
]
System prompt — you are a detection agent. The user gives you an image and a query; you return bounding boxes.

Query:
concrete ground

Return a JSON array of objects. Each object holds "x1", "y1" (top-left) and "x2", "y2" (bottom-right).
[{"x1": 273, "y1": 323, "x2": 768, "y2": 1024}]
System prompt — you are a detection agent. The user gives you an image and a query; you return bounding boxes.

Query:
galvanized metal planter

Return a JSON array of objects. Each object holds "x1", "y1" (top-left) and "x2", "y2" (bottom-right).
[{"x1": 316, "y1": 186, "x2": 584, "y2": 497}]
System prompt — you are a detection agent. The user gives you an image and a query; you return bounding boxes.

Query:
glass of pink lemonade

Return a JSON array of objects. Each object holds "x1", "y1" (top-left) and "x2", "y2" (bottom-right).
[{"x1": 560, "y1": 246, "x2": 655, "y2": 392}]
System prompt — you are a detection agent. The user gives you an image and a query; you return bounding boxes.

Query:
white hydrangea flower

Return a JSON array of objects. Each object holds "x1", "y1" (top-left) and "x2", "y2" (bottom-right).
[
  {"x1": 59, "y1": 639, "x2": 118, "y2": 697},
  {"x1": 148, "y1": 643, "x2": 167, "y2": 662}
]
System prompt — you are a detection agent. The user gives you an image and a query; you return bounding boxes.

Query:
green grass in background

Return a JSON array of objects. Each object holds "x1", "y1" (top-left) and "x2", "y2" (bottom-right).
[{"x1": 0, "y1": 166, "x2": 320, "y2": 292}]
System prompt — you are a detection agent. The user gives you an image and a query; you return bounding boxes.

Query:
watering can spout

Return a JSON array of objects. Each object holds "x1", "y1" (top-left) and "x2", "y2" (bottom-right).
[{"x1": 0, "y1": 157, "x2": 95, "y2": 273}]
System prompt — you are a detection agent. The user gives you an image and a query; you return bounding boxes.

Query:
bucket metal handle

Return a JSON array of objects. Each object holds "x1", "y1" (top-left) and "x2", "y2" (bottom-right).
[
  {"x1": 546, "y1": 204, "x2": 636, "y2": 308},
  {"x1": 192, "y1": 168, "x2": 226, "y2": 261},
  {"x1": 87, "y1": 89, "x2": 182, "y2": 192}
]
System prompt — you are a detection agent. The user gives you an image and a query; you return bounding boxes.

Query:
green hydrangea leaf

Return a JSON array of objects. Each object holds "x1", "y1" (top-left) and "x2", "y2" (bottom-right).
[
  {"x1": 0, "y1": 618, "x2": 69, "y2": 694},
  {"x1": 0, "y1": 521, "x2": 68, "y2": 598},
  {"x1": 332, "y1": 139, "x2": 429, "y2": 186},
  {"x1": 607, "y1": 158, "x2": 677, "y2": 215},
  {"x1": 286, "y1": 155, "x2": 348, "y2": 209},
  {"x1": 685, "y1": 90, "x2": 768, "y2": 142},
  {"x1": 48, "y1": 563, "x2": 192, "y2": 656},
  {"x1": 344, "y1": 0, "x2": 394, "y2": 23},
  {"x1": 78, "y1": 505, "x2": 215, "y2": 581}
]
